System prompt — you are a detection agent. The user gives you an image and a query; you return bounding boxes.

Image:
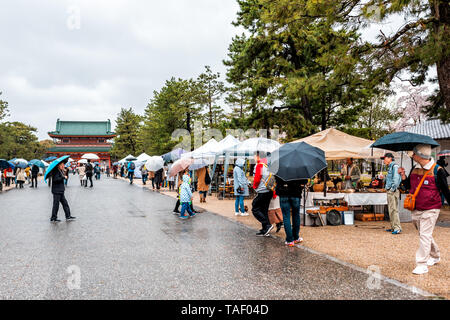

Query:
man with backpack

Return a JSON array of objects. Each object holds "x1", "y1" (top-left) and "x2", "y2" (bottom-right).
[
  {"x1": 399, "y1": 144, "x2": 450, "y2": 275},
  {"x1": 381, "y1": 153, "x2": 402, "y2": 234},
  {"x1": 127, "y1": 161, "x2": 135, "y2": 184},
  {"x1": 85, "y1": 160, "x2": 94, "y2": 188},
  {"x1": 252, "y1": 152, "x2": 274, "y2": 237}
]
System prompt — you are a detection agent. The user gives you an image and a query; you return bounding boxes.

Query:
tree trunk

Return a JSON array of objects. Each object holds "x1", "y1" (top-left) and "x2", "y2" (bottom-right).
[
  {"x1": 434, "y1": 0, "x2": 450, "y2": 112},
  {"x1": 186, "y1": 111, "x2": 191, "y2": 132},
  {"x1": 321, "y1": 104, "x2": 327, "y2": 131}
]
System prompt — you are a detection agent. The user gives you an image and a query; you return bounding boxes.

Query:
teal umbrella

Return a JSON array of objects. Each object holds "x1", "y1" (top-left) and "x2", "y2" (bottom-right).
[
  {"x1": 44, "y1": 156, "x2": 70, "y2": 182},
  {"x1": 29, "y1": 159, "x2": 46, "y2": 169},
  {"x1": 371, "y1": 132, "x2": 439, "y2": 152}
]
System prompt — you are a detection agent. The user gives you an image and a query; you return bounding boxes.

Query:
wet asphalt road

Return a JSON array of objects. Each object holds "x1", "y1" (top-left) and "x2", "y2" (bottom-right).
[{"x1": 0, "y1": 176, "x2": 426, "y2": 300}]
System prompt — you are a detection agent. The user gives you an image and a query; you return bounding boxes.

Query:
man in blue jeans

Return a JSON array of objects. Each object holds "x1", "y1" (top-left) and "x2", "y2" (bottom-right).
[{"x1": 275, "y1": 176, "x2": 308, "y2": 247}]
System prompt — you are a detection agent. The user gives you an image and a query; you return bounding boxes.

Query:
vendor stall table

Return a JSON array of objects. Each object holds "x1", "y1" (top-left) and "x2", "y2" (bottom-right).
[{"x1": 305, "y1": 192, "x2": 387, "y2": 207}]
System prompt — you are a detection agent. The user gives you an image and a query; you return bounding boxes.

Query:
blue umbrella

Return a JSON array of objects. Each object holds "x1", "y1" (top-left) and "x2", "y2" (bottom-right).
[
  {"x1": 14, "y1": 159, "x2": 29, "y2": 169},
  {"x1": 268, "y1": 142, "x2": 327, "y2": 181},
  {"x1": 7, "y1": 160, "x2": 15, "y2": 169},
  {"x1": 162, "y1": 148, "x2": 188, "y2": 163},
  {"x1": 29, "y1": 159, "x2": 46, "y2": 169},
  {"x1": 371, "y1": 132, "x2": 439, "y2": 152},
  {"x1": 45, "y1": 156, "x2": 57, "y2": 162},
  {"x1": 0, "y1": 159, "x2": 14, "y2": 170},
  {"x1": 44, "y1": 156, "x2": 70, "y2": 181}
]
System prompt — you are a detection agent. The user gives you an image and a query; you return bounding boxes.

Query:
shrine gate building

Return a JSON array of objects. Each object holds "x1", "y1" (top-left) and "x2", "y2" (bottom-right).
[{"x1": 47, "y1": 119, "x2": 116, "y2": 168}]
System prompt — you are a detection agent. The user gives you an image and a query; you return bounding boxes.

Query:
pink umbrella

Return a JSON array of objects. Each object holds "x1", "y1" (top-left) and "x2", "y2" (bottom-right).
[{"x1": 169, "y1": 158, "x2": 194, "y2": 178}]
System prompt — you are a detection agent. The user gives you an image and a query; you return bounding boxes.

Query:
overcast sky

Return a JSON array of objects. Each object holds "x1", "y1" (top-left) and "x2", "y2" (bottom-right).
[
  {"x1": 0, "y1": 0, "x2": 241, "y2": 140},
  {"x1": 0, "y1": 1, "x2": 434, "y2": 141}
]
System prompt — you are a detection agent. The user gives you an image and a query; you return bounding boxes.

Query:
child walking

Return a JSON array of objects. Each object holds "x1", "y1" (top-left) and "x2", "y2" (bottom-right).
[{"x1": 179, "y1": 174, "x2": 196, "y2": 219}]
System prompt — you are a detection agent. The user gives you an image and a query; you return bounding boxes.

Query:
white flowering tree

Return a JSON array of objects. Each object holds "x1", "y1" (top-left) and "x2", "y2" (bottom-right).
[{"x1": 392, "y1": 85, "x2": 430, "y2": 131}]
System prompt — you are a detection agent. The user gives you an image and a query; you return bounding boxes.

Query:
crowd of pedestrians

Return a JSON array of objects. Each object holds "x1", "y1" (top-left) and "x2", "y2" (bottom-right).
[{"x1": 3, "y1": 142, "x2": 448, "y2": 276}]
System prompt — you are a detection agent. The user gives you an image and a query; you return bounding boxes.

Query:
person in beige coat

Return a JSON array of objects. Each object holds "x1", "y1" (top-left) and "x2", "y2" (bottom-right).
[
  {"x1": 16, "y1": 167, "x2": 26, "y2": 189},
  {"x1": 78, "y1": 164, "x2": 86, "y2": 187}
]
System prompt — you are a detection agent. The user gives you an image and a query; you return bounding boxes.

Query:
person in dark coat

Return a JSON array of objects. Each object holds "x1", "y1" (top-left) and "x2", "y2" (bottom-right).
[
  {"x1": 85, "y1": 160, "x2": 94, "y2": 188},
  {"x1": 154, "y1": 168, "x2": 163, "y2": 190},
  {"x1": 30, "y1": 164, "x2": 39, "y2": 188},
  {"x1": 50, "y1": 161, "x2": 76, "y2": 222}
]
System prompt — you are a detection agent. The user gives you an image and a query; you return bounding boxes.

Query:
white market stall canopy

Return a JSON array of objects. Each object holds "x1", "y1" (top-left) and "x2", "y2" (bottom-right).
[
  {"x1": 182, "y1": 138, "x2": 220, "y2": 162},
  {"x1": 137, "y1": 153, "x2": 152, "y2": 162},
  {"x1": 222, "y1": 137, "x2": 281, "y2": 156},
  {"x1": 215, "y1": 135, "x2": 241, "y2": 154},
  {"x1": 292, "y1": 128, "x2": 389, "y2": 160}
]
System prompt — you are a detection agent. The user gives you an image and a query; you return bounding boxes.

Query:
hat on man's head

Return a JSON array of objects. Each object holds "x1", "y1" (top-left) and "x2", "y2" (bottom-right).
[
  {"x1": 381, "y1": 153, "x2": 395, "y2": 160},
  {"x1": 407, "y1": 144, "x2": 432, "y2": 159}
]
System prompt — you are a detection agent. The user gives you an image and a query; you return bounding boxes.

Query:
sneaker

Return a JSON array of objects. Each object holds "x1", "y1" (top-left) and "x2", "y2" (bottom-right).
[
  {"x1": 412, "y1": 265, "x2": 428, "y2": 275},
  {"x1": 235, "y1": 212, "x2": 240, "y2": 216},
  {"x1": 240, "y1": 212, "x2": 249, "y2": 217},
  {"x1": 392, "y1": 229, "x2": 402, "y2": 235},
  {"x1": 256, "y1": 230, "x2": 265, "y2": 237},
  {"x1": 285, "y1": 241, "x2": 295, "y2": 247},
  {"x1": 276, "y1": 223, "x2": 283, "y2": 233},
  {"x1": 264, "y1": 225, "x2": 274, "y2": 236},
  {"x1": 179, "y1": 216, "x2": 189, "y2": 220},
  {"x1": 190, "y1": 212, "x2": 196, "y2": 218},
  {"x1": 385, "y1": 229, "x2": 393, "y2": 232},
  {"x1": 427, "y1": 257, "x2": 440, "y2": 266},
  {"x1": 66, "y1": 216, "x2": 76, "y2": 221},
  {"x1": 173, "y1": 211, "x2": 180, "y2": 215},
  {"x1": 294, "y1": 238, "x2": 304, "y2": 244},
  {"x1": 50, "y1": 219, "x2": 61, "y2": 223}
]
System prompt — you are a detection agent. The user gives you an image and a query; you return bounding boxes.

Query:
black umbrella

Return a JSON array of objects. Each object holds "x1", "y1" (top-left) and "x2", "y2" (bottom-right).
[
  {"x1": 269, "y1": 142, "x2": 327, "y2": 227},
  {"x1": 371, "y1": 132, "x2": 439, "y2": 152},
  {"x1": 268, "y1": 142, "x2": 327, "y2": 180}
]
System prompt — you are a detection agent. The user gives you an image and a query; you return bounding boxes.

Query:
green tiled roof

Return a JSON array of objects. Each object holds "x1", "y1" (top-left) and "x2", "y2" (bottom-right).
[
  {"x1": 48, "y1": 146, "x2": 112, "y2": 152},
  {"x1": 48, "y1": 119, "x2": 115, "y2": 136}
]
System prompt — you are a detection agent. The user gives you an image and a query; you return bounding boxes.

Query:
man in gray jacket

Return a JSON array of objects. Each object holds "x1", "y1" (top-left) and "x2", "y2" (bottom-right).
[{"x1": 382, "y1": 153, "x2": 402, "y2": 234}]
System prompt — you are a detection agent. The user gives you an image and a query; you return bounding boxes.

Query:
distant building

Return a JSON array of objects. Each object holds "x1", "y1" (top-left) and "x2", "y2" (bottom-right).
[
  {"x1": 405, "y1": 118, "x2": 450, "y2": 151},
  {"x1": 47, "y1": 119, "x2": 116, "y2": 167}
]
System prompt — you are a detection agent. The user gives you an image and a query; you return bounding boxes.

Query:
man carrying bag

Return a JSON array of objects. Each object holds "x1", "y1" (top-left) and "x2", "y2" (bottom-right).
[{"x1": 399, "y1": 144, "x2": 450, "y2": 275}]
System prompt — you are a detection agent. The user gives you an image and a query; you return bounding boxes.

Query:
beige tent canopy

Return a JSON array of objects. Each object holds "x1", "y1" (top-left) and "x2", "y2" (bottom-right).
[{"x1": 292, "y1": 128, "x2": 390, "y2": 160}]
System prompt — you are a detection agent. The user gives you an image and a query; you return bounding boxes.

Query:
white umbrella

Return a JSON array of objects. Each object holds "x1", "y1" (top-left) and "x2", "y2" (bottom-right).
[
  {"x1": 68, "y1": 158, "x2": 75, "y2": 162},
  {"x1": 144, "y1": 156, "x2": 164, "y2": 171},
  {"x1": 78, "y1": 159, "x2": 88, "y2": 164},
  {"x1": 81, "y1": 153, "x2": 100, "y2": 160}
]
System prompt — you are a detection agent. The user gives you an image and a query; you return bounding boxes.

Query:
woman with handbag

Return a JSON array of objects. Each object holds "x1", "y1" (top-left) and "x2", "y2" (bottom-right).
[{"x1": 233, "y1": 158, "x2": 250, "y2": 216}]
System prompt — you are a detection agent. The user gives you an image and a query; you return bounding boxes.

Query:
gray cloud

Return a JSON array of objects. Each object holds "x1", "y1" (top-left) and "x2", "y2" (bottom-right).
[{"x1": 0, "y1": 0, "x2": 241, "y2": 139}]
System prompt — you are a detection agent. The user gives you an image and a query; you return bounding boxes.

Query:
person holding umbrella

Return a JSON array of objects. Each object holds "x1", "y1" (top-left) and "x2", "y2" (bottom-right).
[
  {"x1": 398, "y1": 144, "x2": 450, "y2": 275},
  {"x1": 381, "y1": 153, "x2": 402, "y2": 234},
  {"x1": 85, "y1": 160, "x2": 94, "y2": 188},
  {"x1": 30, "y1": 164, "x2": 39, "y2": 188},
  {"x1": 16, "y1": 167, "x2": 26, "y2": 189},
  {"x1": 45, "y1": 156, "x2": 76, "y2": 222},
  {"x1": 269, "y1": 142, "x2": 326, "y2": 247}
]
